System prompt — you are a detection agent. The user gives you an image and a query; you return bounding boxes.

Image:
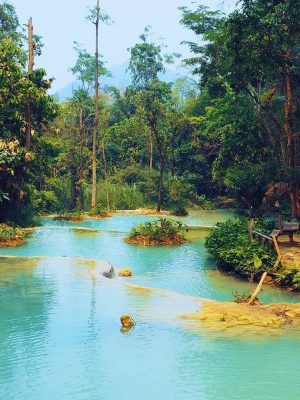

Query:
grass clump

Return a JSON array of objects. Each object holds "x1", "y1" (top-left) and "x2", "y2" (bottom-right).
[
  {"x1": 205, "y1": 218, "x2": 277, "y2": 280},
  {"x1": 125, "y1": 217, "x2": 187, "y2": 246}
]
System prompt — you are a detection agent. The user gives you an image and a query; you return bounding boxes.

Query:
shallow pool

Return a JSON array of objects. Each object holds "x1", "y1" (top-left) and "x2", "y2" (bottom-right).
[{"x1": 1, "y1": 211, "x2": 300, "y2": 399}]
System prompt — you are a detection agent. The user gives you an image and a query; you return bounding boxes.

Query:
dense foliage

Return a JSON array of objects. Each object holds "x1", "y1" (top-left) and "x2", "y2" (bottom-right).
[
  {"x1": 205, "y1": 219, "x2": 277, "y2": 280},
  {"x1": 0, "y1": 2, "x2": 57, "y2": 225},
  {"x1": 180, "y1": 0, "x2": 300, "y2": 217},
  {"x1": 1, "y1": 0, "x2": 299, "y2": 226}
]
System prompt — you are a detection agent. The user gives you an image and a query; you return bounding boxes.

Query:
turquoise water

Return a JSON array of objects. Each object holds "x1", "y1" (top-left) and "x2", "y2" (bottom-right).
[{"x1": 1, "y1": 211, "x2": 300, "y2": 399}]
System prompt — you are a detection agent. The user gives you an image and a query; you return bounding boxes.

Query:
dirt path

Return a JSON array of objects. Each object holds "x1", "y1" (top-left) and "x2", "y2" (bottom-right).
[{"x1": 278, "y1": 234, "x2": 300, "y2": 269}]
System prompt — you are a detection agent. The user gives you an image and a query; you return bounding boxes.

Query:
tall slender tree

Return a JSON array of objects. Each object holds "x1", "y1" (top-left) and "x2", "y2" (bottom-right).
[
  {"x1": 87, "y1": 1, "x2": 111, "y2": 210},
  {"x1": 25, "y1": 17, "x2": 34, "y2": 149}
]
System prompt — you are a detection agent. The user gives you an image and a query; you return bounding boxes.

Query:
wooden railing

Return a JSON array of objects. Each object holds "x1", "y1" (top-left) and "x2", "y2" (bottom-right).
[{"x1": 249, "y1": 229, "x2": 282, "y2": 269}]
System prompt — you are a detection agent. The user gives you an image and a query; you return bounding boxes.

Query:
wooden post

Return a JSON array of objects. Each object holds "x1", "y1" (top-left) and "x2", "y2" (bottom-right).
[
  {"x1": 248, "y1": 218, "x2": 255, "y2": 240},
  {"x1": 272, "y1": 236, "x2": 282, "y2": 269},
  {"x1": 278, "y1": 213, "x2": 283, "y2": 231},
  {"x1": 25, "y1": 17, "x2": 34, "y2": 149}
]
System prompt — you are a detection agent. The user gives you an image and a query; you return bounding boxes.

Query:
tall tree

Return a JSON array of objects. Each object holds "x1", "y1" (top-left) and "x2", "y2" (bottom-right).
[
  {"x1": 128, "y1": 28, "x2": 178, "y2": 211},
  {"x1": 25, "y1": 17, "x2": 34, "y2": 149},
  {"x1": 87, "y1": 1, "x2": 111, "y2": 210}
]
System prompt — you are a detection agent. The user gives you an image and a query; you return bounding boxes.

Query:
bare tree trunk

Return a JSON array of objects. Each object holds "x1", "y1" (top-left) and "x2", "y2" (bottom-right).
[
  {"x1": 25, "y1": 17, "x2": 34, "y2": 149},
  {"x1": 291, "y1": 185, "x2": 300, "y2": 219},
  {"x1": 284, "y1": 61, "x2": 295, "y2": 169},
  {"x1": 100, "y1": 128, "x2": 110, "y2": 210},
  {"x1": 76, "y1": 109, "x2": 84, "y2": 209},
  {"x1": 156, "y1": 156, "x2": 165, "y2": 213},
  {"x1": 91, "y1": 1, "x2": 100, "y2": 209},
  {"x1": 79, "y1": 109, "x2": 84, "y2": 181},
  {"x1": 284, "y1": 56, "x2": 299, "y2": 218},
  {"x1": 149, "y1": 133, "x2": 153, "y2": 171}
]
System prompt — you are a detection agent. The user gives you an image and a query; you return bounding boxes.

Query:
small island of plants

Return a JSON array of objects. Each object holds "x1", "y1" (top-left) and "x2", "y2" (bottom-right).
[
  {"x1": 125, "y1": 217, "x2": 187, "y2": 246},
  {"x1": 0, "y1": 224, "x2": 27, "y2": 247}
]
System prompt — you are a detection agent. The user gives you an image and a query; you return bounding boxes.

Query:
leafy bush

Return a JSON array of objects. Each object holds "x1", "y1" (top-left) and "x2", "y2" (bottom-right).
[
  {"x1": 196, "y1": 194, "x2": 213, "y2": 210},
  {"x1": 129, "y1": 217, "x2": 185, "y2": 241},
  {"x1": 205, "y1": 218, "x2": 277, "y2": 279},
  {"x1": 89, "y1": 204, "x2": 110, "y2": 217},
  {"x1": 33, "y1": 190, "x2": 60, "y2": 213},
  {"x1": 166, "y1": 177, "x2": 193, "y2": 216},
  {"x1": 278, "y1": 268, "x2": 300, "y2": 291},
  {"x1": 0, "y1": 224, "x2": 16, "y2": 240},
  {"x1": 45, "y1": 177, "x2": 74, "y2": 211},
  {"x1": 53, "y1": 210, "x2": 83, "y2": 222}
]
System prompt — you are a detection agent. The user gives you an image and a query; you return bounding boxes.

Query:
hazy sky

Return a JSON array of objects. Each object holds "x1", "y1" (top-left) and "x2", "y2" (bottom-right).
[{"x1": 10, "y1": 0, "x2": 236, "y2": 91}]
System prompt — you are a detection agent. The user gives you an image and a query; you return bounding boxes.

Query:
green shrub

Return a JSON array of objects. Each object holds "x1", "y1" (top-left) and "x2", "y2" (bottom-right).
[
  {"x1": 196, "y1": 194, "x2": 213, "y2": 209},
  {"x1": 166, "y1": 177, "x2": 194, "y2": 215},
  {"x1": 278, "y1": 269, "x2": 300, "y2": 291},
  {"x1": 129, "y1": 217, "x2": 185, "y2": 241},
  {"x1": 89, "y1": 204, "x2": 110, "y2": 217},
  {"x1": 205, "y1": 218, "x2": 277, "y2": 280},
  {"x1": 0, "y1": 224, "x2": 16, "y2": 240},
  {"x1": 46, "y1": 177, "x2": 74, "y2": 211},
  {"x1": 171, "y1": 206, "x2": 188, "y2": 217},
  {"x1": 53, "y1": 210, "x2": 82, "y2": 221},
  {"x1": 33, "y1": 190, "x2": 60, "y2": 213}
]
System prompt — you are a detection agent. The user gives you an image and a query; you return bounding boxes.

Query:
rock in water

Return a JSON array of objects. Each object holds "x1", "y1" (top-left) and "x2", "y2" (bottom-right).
[
  {"x1": 118, "y1": 269, "x2": 132, "y2": 277},
  {"x1": 120, "y1": 315, "x2": 135, "y2": 328},
  {"x1": 102, "y1": 263, "x2": 115, "y2": 279}
]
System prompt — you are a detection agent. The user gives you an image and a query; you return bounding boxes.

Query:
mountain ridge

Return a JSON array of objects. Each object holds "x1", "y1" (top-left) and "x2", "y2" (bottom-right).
[{"x1": 54, "y1": 61, "x2": 185, "y2": 102}]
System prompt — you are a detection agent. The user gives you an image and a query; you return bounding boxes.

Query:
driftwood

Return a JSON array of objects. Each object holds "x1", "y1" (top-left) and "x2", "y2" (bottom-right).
[{"x1": 247, "y1": 272, "x2": 268, "y2": 305}]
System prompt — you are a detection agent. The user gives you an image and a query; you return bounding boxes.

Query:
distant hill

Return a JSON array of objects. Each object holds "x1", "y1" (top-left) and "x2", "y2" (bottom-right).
[{"x1": 54, "y1": 61, "x2": 183, "y2": 102}]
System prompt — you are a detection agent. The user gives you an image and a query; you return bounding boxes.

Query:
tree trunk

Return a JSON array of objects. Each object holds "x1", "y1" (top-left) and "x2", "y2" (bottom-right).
[
  {"x1": 284, "y1": 60, "x2": 295, "y2": 169},
  {"x1": 156, "y1": 157, "x2": 165, "y2": 213},
  {"x1": 25, "y1": 17, "x2": 34, "y2": 149},
  {"x1": 76, "y1": 109, "x2": 84, "y2": 210},
  {"x1": 149, "y1": 133, "x2": 153, "y2": 171},
  {"x1": 91, "y1": 1, "x2": 100, "y2": 209},
  {"x1": 290, "y1": 185, "x2": 300, "y2": 219},
  {"x1": 100, "y1": 128, "x2": 110, "y2": 210},
  {"x1": 284, "y1": 55, "x2": 299, "y2": 218}
]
